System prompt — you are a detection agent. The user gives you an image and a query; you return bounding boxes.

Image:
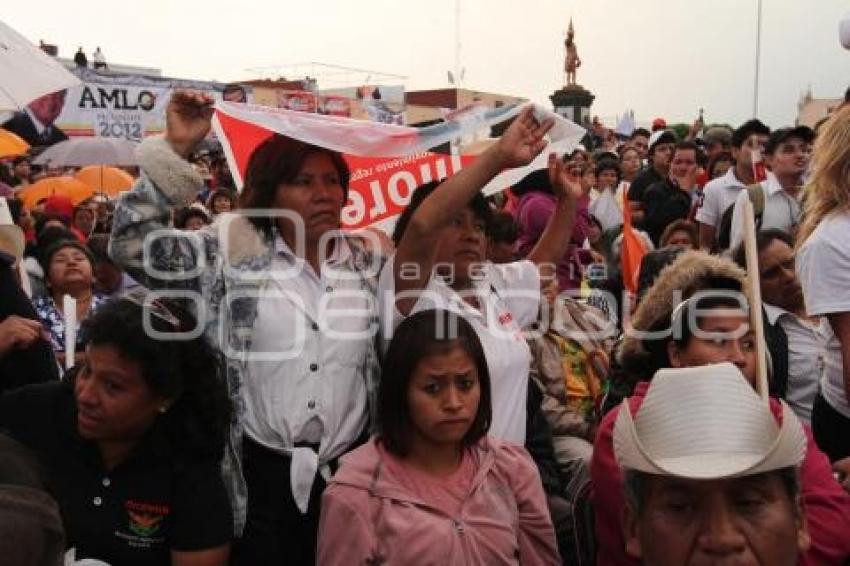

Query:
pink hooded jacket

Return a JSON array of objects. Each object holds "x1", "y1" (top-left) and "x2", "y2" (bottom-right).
[{"x1": 317, "y1": 437, "x2": 560, "y2": 565}]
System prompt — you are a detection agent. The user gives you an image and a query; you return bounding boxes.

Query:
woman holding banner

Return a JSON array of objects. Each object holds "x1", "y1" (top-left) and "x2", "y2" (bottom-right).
[
  {"x1": 110, "y1": 92, "x2": 569, "y2": 565},
  {"x1": 379, "y1": 106, "x2": 582, "y2": 447},
  {"x1": 110, "y1": 90, "x2": 385, "y2": 565}
]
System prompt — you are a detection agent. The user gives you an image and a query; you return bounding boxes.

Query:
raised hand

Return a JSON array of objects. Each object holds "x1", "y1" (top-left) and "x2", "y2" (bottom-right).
[
  {"x1": 548, "y1": 152, "x2": 582, "y2": 204},
  {"x1": 165, "y1": 90, "x2": 215, "y2": 158},
  {"x1": 493, "y1": 106, "x2": 554, "y2": 169}
]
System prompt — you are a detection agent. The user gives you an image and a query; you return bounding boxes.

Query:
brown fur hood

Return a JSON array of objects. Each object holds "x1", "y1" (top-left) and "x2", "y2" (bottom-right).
[{"x1": 618, "y1": 250, "x2": 746, "y2": 366}]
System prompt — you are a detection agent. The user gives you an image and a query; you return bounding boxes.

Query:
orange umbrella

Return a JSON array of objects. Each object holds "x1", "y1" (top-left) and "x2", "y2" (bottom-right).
[
  {"x1": 17, "y1": 176, "x2": 94, "y2": 209},
  {"x1": 0, "y1": 128, "x2": 30, "y2": 158},
  {"x1": 75, "y1": 165, "x2": 134, "y2": 196}
]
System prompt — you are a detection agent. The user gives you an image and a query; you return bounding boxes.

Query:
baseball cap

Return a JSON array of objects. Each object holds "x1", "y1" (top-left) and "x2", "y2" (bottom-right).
[{"x1": 648, "y1": 130, "x2": 677, "y2": 153}]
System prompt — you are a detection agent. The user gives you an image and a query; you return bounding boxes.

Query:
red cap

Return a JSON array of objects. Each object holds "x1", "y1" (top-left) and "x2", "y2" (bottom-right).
[
  {"x1": 44, "y1": 195, "x2": 74, "y2": 220},
  {"x1": 651, "y1": 117, "x2": 667, "y2": 131}
]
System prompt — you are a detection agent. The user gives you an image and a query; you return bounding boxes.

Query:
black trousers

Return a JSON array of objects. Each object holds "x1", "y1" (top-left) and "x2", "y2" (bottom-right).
[
  {"x1": 231, "y1": 438, "x2": 333, "y2": 566},
  {"x1": 812, "y1": 393, "x2": 850, "y2": 462}
]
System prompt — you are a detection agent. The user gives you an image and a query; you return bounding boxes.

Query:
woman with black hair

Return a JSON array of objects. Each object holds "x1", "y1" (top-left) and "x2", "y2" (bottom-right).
[
  {"x1": 110, "y1": 90, "x2": 386, "y2": 565},
  {"x1": 589, "y1": 159, "x2": 623, "y2": 232},
  {"x1": 32, "y1": 239, "x2": 108, "y2": 368},
  {"x1": 0, "y1": 296, "x2": 233, "y2": 566},
  {"x1": 318, "y1": 309, "x2": 559, "y2": 565},
  {"x1": 512, "y1": 163, "x2": 590, "y2": 292},
  {"x1": 205, "y1": 188, "x2": 235, "y2": 217},
  {"x1": 380, "y1": 107, "x2": 582, "y2": 449},
  {"x1": 172, "y1": 205, "x2": 211, "y2": 231}
]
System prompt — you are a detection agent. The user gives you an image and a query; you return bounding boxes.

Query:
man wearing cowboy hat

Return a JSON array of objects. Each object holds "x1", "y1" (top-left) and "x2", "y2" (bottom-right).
[
  {"x1": 616, "y1": 363, "x2": 811, "y2": 565},
  {"x1": 592, "y1": 250, "x2": 850, "y2": 566}
]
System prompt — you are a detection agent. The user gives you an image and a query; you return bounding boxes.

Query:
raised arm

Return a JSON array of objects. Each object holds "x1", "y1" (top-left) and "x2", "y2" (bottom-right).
[
  {"x1": 164, "y1": 91, "x2": 216, "y2": 159},
  {"x1": 109, "y1": 91, "x2": 215, "y2": 291},
  {"x1": 525, "y1": 155, "x2": 581, "y2": 282},
  {"x1": 392, "y1": 106, "x2": 553, "y2": 314}
]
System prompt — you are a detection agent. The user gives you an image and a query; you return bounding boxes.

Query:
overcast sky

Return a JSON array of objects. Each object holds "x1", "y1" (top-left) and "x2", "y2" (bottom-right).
[{"x1": 6, "y1": 0, "x2": 850, "y2": 128}]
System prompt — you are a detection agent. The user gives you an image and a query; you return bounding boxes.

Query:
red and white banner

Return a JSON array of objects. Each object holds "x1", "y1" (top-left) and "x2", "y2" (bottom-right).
[{"x1": 211, "y1": 100, "x2": 585, "y2": 231}]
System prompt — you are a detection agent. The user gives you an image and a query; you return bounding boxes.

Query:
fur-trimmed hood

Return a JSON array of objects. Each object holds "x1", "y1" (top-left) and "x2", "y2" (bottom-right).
[
  {"x1": 619, "y1": 250, "x2": 746, "y2": 368},
  {"x1": 206, "y1": 212, "x2": 270, "y2": 267},
  {"x1": 137, "y1": 135, "x2": 204, "y2": 206},
  {"x1": 137, "y1": 136, "x2": 271, "y2": 266}
]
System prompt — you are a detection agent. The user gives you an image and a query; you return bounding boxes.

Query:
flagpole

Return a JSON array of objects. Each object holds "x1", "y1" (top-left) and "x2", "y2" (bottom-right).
[
  {"x1": 753, "y1": 0, "x2": 762, "y2": 118},
  {"x1": 455, "y1": 0, "x2": 461, "y2": 87}
]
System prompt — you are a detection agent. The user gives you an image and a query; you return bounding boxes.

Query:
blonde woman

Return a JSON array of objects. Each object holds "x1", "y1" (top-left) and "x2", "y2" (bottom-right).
[{"x1": 797, "y1": 105, "x2": 850, "y2": 463}]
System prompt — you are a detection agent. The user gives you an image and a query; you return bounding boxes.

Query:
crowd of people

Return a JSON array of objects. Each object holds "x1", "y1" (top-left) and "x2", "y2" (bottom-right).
[{"x1": 1, "y1": 83, "x2": 850, "y2": 565}]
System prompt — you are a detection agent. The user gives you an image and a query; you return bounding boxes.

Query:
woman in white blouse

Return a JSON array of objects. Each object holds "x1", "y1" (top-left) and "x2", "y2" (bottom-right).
[{"x1": 379, "y1": 107, "x2": 581, "y2": 444}]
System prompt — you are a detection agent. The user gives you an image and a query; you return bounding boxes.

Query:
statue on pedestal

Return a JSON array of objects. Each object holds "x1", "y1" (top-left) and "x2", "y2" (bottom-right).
[
  {"x1": 551, "y1": 18, "x2": 594, "y2": 126},
  {"x1": 564, "y1": 19, "x2": 581, "y2": 87}
]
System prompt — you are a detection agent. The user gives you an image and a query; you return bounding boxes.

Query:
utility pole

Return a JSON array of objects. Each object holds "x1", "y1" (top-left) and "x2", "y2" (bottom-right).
[
  {"x1": 455, "y1": 0, "x2": 462, "y2": 87},
  {"x1": 753, "y1": 0, "x2": 763, "y2": 118}
]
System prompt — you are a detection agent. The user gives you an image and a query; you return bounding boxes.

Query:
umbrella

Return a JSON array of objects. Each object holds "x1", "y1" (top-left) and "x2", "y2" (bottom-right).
[
  {"x1": 0, "y1": 20, "x2": 81, "y2": 112},
  {"x1": 17, "y1": 176, "x2": 94, "y2": 208},
  {"x1": 32, "y1": 137, "x2": 139, "y2": 167},
  {"x1": 74, "y1": 165, "x2": 134, "y2": 196},
  {"x1": 0, "y1": 128, "x2": 30, "y2": 157}
]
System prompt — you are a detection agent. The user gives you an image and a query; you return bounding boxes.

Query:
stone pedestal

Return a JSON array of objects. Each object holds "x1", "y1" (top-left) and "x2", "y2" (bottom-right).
[{"x1": 550, "y1": 85, "x2": 595, "y2": 127}]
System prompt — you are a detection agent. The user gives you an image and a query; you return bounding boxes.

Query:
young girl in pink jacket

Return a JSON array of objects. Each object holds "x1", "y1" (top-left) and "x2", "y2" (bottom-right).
[{"x1": 317, "y1": 309, "x2": 560, "y2": 565}]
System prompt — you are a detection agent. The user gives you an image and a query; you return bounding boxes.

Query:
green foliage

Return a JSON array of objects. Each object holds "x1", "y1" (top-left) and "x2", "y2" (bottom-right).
[
  {"x1": 668, "y1": 123, "x2": 690, "y2": 141},
  {"x1": 667, "y1": 122, "x2": 735, "y2": 141}
]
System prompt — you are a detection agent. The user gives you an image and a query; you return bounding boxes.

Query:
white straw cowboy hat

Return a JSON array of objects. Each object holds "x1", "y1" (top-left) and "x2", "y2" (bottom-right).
[
  {"x1": 614, "y1": 363, "x2": 806, "y2": 479},
  {"x1": 0, "y1": 198, "x2": 25, "y2": 261}
]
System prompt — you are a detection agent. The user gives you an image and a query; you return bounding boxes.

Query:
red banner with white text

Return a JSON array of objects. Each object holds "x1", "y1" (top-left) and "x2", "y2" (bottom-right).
[
  {"x1": 213, "y1": 109, "x2": 474, "y2": 231},
  {"x1": 211, "y1": 100, "x2": 584, "y2": 231}
]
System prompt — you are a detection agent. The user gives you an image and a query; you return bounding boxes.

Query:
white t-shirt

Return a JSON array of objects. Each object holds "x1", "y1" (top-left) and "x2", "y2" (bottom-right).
[
  {"x1": 729, "y1": 174, "x2": 802, "y2": 252},
  {"x1": 695, "y1": 167, "x2": 746, "y2": 228},
  {"x1": 378, "y1": 257, "x2": 541, "y2": 443},
  {"x1": 798, "y1": 211, "x2": 850, "y2": 418}
]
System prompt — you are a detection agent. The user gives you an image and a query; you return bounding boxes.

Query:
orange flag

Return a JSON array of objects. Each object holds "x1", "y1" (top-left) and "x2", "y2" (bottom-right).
[{"x1": 621, "y1": 193, "x2": 648, "y2": 294}]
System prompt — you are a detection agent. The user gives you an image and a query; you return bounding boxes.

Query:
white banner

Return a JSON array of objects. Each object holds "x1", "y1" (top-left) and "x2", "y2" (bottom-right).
[{"x1": 1, "y1": 69, "x2": 237, "y2": 146}]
